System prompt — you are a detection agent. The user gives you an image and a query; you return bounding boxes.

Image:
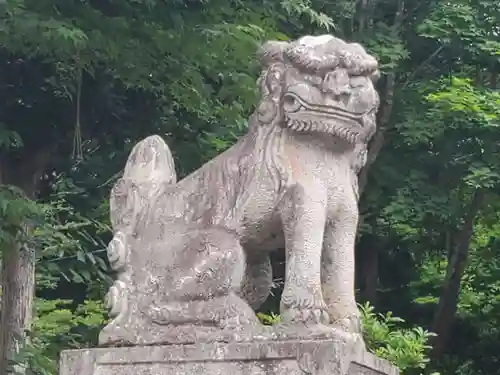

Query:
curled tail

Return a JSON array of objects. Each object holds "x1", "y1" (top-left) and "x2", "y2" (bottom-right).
[{"x1": 110, "y1": 135, "x2": 177, "y2": 233}]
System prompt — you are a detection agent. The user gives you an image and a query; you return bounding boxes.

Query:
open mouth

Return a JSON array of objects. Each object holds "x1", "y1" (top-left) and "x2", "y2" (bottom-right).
[
  {"x1": 283, "y1": 93, "x2": 366, "y2": 143},
  {"x1": 283, "y1": 92, "x2": 366, "y2": 125}
]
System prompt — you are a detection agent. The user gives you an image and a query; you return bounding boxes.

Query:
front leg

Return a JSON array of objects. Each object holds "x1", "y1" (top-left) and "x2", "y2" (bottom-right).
[
  {"x1": 279, "y1": 185, "x2": 329, "y2": 325},
  {"x1": 322, "y1": 193, "x2": 362, "y2": 335}
]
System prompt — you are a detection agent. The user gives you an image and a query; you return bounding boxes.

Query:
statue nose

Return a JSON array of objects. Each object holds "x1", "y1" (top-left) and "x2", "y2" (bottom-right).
[
  {"x1": 332, "y1": 85, "x2": 352, "y2": 99},
  {"x1": 322, "y1": 68, "x2": 352, "y2": 105},
  {"x1": 324, "y1": 89, "x2": 351, "y2": 108}
]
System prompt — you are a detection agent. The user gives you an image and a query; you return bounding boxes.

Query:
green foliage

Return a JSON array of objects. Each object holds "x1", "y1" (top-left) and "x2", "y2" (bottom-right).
[
  {"x1": 34, "y1": 177, "x2": 111, "y2": 286},
  {"x1": 280, "y1": 0, "x2": 335, "y2": 30},
  {"x1": 32, "y1": 299, "x2": 107, "y2": 354},
  {"x1": 256, "y1": 312, "x2": 282, "y2": 325},
  {"x1": 360, "y1": 303, "x2": 437, "y2": 374},
  {"x1": 257, "y1": 305, "x2": 436, "y2": 374},
  {"x1": 10, "y1": 299, "x2": 108, "y2": 375},
  {"x1": 418, "y1": 0, "x2": 500, "y2": 57},
  {"x1": 0, "y1": 0, "x2": 499, "y2": 375},
  {"x1": 0, "y1": 186, "x2": 43, "y2": 247}
]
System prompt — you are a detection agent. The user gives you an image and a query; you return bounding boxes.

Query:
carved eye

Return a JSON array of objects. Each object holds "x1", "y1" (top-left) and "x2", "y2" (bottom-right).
[
  {"x1": 350, "y1": 76, "x2": 366, "y2": 88},
  {"x1": 283, "y1": 93, "x2": 302, "y2": 113}
]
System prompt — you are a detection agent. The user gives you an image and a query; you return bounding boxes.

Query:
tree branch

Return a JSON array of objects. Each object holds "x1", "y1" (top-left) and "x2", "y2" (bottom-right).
[{"x1": 401, "y1": 45, "x2": 444, "y2": 90}]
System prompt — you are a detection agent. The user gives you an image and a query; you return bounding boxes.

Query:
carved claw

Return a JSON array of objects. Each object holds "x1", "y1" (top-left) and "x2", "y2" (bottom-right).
[
  {"x1": 148, "y1": 304, "x2": 186, "y2": 324},
  {"x1": 281, "y1": 288, "x2": 330, "y2": 325},
  {"x1": 330, "y1": 312, "x2": 367, "y2": 351},
  {"x1": 331, "y1": 312, "x2": 363, "y2": 334},
  {"x1": 281, "y1": 306, "x2": 330, "y2": 325},
  {"x1": 218, "y1": 298, "x2": 262, "y2": 332}
]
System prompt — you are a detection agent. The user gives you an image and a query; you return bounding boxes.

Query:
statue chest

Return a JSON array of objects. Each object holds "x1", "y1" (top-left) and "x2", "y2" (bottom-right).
[{"x1": 282, "y1": 136, "x2": 353, "y2": 190}]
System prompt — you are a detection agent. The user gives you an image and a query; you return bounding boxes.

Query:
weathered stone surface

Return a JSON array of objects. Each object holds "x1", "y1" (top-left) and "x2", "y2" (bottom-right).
[
  {"x1": 59, "y1": 32, "x2": 400, "y2": 375},
  {"x1": 100, "y1": 33, "x2": 381, "y2": 347},
  {"x1": 60, "y1": 339, "x2": 398, "y2": 375}
]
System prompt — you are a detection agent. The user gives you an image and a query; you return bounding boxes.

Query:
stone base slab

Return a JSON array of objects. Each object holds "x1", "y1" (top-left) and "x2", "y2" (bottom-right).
[{"x1": 60, "y1": 339, "x2": 399, "y2": 375}]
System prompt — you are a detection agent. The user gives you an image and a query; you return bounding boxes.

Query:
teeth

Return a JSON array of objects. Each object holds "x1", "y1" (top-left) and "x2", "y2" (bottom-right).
[{"x1": 285, "y1": 117, "x2": 359, "y2": 144}]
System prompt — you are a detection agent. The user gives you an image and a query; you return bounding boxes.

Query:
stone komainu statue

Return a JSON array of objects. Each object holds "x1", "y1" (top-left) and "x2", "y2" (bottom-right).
[{"x1": 100, "y1": 34, "x2": 380, "y2": 346}]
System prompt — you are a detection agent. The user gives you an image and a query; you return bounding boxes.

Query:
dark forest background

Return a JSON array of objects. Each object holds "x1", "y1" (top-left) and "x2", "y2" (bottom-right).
[{"x1": 0, "y1": 0, "x2": 499, "y2": 374}]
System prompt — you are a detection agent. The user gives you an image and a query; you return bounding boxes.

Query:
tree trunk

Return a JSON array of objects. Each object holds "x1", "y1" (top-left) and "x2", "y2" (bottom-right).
[
  {"x1": 490, "y1": 67, "x2": 498, "y2": 89},
  {"x1": 358, "y1": 0, "x2": 369, "y2": 34},
  {"x1": 430, "y1": 190, "x2": 484, "y2": 359},
  {"x1": 0, "y1": 236, "x2": 36, "y2": 374},
  {"x1": 0, "y1": 151, "x2": 49, "y2": 374}
]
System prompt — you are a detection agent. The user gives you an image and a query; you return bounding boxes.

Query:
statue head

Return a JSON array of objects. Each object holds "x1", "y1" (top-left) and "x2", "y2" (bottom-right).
[{"x1": 255, "y1": 35, "x2": 380, "y2": 145}]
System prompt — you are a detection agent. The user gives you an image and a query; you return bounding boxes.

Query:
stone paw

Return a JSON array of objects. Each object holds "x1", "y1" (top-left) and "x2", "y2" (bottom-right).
[
  {"x1": 332, "y1": 313, "x2": 363, "y2": 334},
  {"x1": 219, "y1": 292, "x2": 263, "y2": 329},
  {"x1": 280, "y1": 290, "x2": 330, "y2": 325},
  {"x1": 281, "y1": 306, "x2": 330, "y2": 325},
  {"x1": 148, "y1": 303, "x2": 186, "y2": 324}
]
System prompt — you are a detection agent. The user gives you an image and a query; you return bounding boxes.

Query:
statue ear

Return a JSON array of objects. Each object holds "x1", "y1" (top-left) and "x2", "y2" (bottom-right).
[
  {"x1": 263, "y1": 63, "x2": 285, "y2": 97},
  {"x1": 257, "y1": 63, "x2": 285, "y2": 124}
]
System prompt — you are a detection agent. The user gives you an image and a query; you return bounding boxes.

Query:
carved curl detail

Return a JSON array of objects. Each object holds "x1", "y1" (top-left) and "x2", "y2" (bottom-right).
[
  {"x1": 106, "y1": 280, "x2": 128, "y2": 318},
  {"x1": 258, "y1": 35, "x2": 379, "y2": 82},
  {"x1": 107, "y1": 231, "x2": 129, "y2": 271},
  {"x1": 109, "y1": 178, "x2": 132, "y2": 232},
  {"x1": 256, "y1": 64, "x2": 285, "y2": 125}
]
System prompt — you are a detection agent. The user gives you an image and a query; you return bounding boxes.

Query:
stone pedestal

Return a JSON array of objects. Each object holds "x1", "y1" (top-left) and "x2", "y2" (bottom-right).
[{"x1": 59, "y1": 339, "x2": 399, "y2": 375}]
